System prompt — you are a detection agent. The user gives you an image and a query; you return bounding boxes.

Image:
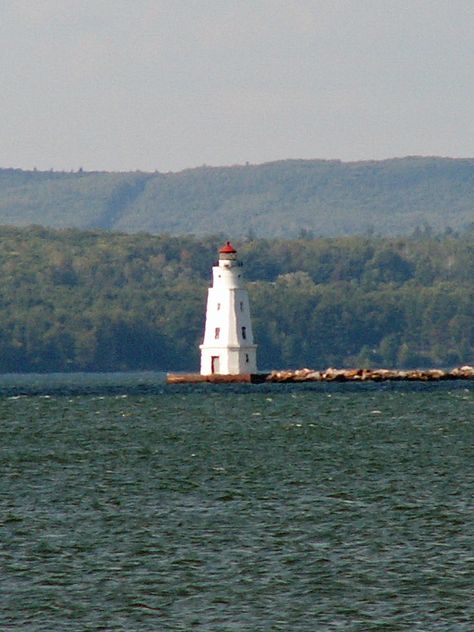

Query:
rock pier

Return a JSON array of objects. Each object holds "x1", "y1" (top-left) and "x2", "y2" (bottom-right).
[
  {"x1": 266, "y1": 366, "x2": 474, "y2": 382},
  {"x1": 167, "y1": 366, "x2": 474, "y2": 384}
]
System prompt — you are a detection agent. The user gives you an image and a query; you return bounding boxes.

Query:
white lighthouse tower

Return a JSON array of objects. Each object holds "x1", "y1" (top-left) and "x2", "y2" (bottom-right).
[{"x1": 200, "y1": 242, "x2": 257, "y2": 375}]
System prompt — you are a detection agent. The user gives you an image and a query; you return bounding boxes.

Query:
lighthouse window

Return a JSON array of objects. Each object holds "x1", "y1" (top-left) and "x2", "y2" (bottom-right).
[
  {"x1": 214, "y1": 327, "x2": 220, "y2": 339},
  {"x1": 241, "y1": 326, "x2": 247, "y2": 340},
  {"x1": 245, "y1": 353, "x2": 249, "y2": 363},
  {"x1": 240, "y1": 301, "x2": 243, "y2": 311},
  {"x1": 217, "y1": 303, "x2": 221, "y2": 311}
]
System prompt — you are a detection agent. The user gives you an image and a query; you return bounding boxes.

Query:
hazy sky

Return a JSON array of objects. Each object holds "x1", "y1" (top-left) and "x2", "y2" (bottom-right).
[{"x1": 1, "y1": 0, "x2": 474, "y2": 172}]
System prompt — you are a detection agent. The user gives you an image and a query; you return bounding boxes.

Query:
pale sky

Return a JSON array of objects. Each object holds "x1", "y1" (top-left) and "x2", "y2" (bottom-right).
[{"x1": 1, "y1": 0, "x2": 474, "y2": 172}]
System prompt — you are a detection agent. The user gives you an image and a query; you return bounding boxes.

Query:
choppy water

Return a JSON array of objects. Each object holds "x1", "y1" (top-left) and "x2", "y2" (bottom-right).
[{"x1": 1, "y1": 374, "x2": 473, "y2": 631}]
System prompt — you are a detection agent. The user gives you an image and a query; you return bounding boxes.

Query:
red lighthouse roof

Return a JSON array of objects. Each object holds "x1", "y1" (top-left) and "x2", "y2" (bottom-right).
[{"x1": 219, "y1": 241, "x2": 237, "y2": 254}]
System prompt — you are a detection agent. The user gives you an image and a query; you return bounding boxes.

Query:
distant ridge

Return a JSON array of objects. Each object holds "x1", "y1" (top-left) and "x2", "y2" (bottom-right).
[{"x1": 1, "y1": 157, "x2": 473, "y2": 237}]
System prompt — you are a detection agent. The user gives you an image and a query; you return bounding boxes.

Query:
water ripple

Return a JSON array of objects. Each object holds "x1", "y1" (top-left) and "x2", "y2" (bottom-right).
[{"x1": 1, "y1": 381, "x2": 473, "y2": 630}]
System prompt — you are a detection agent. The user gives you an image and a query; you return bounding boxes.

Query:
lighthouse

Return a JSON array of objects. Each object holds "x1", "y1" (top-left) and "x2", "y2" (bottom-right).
[{"x1": 200, "y1": 242, "x2": 257, "y2": 375}]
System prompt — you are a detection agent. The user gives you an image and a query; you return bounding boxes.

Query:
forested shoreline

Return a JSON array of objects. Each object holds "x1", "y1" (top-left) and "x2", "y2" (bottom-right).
[{"x1": 0, "y1": 226, "x2": 472, "y2": 373}]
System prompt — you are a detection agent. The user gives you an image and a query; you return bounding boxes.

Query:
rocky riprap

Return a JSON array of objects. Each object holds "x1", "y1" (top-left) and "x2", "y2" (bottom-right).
[
  {"x1": 167, "y1": 366, "x2": 474, "y2": 384},
  {"x1": 267, "y1": 366, "x2": 474, "y2": 382}
]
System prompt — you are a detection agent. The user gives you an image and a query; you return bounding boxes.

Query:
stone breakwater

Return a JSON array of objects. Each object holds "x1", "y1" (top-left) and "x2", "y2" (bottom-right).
[
  {"x1": 166, "y1": 366, "x2": 474, "y2": 384},
  {"x1": 267, "y1": 366, "x2": 474, "y2": 382}
]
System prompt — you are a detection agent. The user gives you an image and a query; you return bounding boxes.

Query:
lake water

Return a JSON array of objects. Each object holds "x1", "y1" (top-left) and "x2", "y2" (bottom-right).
[{"x1": 1, "y1": 374, "x2": 473, "y2": 630}]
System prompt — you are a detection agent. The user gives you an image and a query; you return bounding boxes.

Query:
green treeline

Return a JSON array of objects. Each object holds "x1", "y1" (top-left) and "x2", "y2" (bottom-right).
[{"x1": 0, "y1": 226, "x2": 472, "y2": 372}]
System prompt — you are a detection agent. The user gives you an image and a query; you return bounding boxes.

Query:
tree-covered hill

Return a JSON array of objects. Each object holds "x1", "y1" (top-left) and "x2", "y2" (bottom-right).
[
  {"x1": 1, "y1": 157, "x2": 474, "y2": 237},
  {"x1": 0, "y1": 226, "x2": 471, "y2": 373}
]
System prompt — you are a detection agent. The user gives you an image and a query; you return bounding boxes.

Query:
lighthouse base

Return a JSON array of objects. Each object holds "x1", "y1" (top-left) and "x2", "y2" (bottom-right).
[
  {"x1": 166, "y1": 372, "x2": 269, "y2": 384},
  {"x1": 199, "y1": 345, "x2": 257, "y2": 375}
]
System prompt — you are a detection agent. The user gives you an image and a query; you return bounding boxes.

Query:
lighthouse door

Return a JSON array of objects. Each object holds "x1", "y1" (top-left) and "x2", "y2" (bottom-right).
[{"x1": 211, "y1": 356, "x2": 220, "y2": 374}]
